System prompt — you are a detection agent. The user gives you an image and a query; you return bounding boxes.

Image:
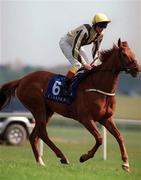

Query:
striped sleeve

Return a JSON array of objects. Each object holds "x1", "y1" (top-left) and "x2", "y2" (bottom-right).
[
  {"x1": 72, "y1": 30, "x2": 87, "y2": 64},
  {"x1": 92, "y1": 34, "x2": 103, "y2": 58}
]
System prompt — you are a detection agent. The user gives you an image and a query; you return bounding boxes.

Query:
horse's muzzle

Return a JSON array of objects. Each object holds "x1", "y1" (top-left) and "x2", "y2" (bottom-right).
[{"x1": 128, "y1": 68, "x2": 139, "y2": 77}]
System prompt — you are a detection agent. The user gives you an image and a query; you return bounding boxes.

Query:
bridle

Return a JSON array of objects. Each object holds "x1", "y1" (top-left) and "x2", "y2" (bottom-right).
[{"x1": 118, "y1": 49, "x2": 134, "y2": 73}]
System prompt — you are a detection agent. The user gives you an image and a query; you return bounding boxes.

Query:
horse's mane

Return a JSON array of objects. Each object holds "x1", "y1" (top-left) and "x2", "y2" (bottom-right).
[
  {"x1": 78, "y1": 45, "x2": 119, "y2": 75},
  {"x1": 99, "y1": 45, "x2": 118, "y2": 62}
]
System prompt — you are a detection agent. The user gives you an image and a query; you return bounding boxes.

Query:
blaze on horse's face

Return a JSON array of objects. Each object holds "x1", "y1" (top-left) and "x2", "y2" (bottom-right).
[{"x1": 118, "y1": 38, "x2": 140, "y2": 77}]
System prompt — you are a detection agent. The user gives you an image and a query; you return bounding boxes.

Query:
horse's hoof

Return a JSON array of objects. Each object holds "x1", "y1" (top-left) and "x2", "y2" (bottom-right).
[
  {"x1": 80, "y1": 154, "x2": 87, "y2": 163},
  {"x1": 38, "y1": 157, "x2": 46, "y2": 166},
  {"x1": 60, "y1": 158, "x2": 70, "y2": 165},
  {"x1": 122, "y1": 164, "x2": 130, "y2": 172},
  {"x1": 80, "y1": 156, "x2": 85, "y2": 163},
  {"x1": 38, "y1": 162, "x2": 46, "y2": 167}
]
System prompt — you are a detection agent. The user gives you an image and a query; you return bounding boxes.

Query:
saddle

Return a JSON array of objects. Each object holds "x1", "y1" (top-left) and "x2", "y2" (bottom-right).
[{"x1": 45, "y1": 68, "x2": 89, "y2": 104}]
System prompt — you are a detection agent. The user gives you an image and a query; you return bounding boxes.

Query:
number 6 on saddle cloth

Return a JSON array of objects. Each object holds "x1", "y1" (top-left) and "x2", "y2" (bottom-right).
[{"x1": 45, "y1": 69, "x2": 88, "y2": 104}]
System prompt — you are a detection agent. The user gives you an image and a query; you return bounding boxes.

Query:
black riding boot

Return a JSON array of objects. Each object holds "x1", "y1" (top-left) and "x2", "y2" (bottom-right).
[{"x1": 60, "y1": 78, "x2": 71, "y2": 96}]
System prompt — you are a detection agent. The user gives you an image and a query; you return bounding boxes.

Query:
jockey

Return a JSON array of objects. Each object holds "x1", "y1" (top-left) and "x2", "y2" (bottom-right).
[{"x1": 59, "y1": 13, "x2": 111, "y2": 95}]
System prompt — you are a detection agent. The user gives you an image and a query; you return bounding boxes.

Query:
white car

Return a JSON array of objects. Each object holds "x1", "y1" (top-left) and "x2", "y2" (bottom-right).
[{"x1": 0, "y1": 114, "x2": 35, "y2": 145}]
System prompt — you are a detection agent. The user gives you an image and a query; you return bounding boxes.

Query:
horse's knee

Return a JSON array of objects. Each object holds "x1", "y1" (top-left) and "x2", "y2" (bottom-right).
[
  {"x1": 29, "y1": 133, "x2": 38, "y2": 144},
  {"x1": 116, "y1": 133, "x2": 124, "y2": 143},
  {"x1": 96, "y1": 137, "x2": 103, "y2": 145},
  {"x1": 29, "y1": 128, "x2": 37, "y2": 142}
]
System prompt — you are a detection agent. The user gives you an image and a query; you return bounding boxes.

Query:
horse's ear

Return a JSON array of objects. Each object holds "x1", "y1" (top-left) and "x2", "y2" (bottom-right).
[{"x1": 118, "y1": 38, "x2": 121, "y2": 47}]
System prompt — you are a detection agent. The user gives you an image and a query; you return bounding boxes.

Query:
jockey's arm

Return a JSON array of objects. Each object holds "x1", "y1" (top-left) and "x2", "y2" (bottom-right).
[
  {"x1": 72, "y1": 30, "x2": 87, "y2": 63},
  {"x1": 92, "y1": 34, "x2": 103, "y2": 59},
  {"x1": 72, "y1": 31, "x2": 92, "y2": 70}
]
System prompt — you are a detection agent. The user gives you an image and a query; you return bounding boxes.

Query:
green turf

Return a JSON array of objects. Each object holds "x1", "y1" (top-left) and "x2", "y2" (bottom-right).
[{"x1": 0, "y1": 126, "x2": 141, "y2": 180}]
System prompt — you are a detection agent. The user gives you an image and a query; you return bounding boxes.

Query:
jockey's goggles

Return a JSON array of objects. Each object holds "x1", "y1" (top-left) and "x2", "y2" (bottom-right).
[{"x1": 96, "y1": 22, "x2": 108, "y2": 28}]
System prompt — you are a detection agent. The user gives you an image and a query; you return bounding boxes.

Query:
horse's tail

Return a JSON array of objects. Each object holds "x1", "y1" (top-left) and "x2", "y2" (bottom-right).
[{"x1": 0, "y1": 79, "x2": 21, "y2": 110}]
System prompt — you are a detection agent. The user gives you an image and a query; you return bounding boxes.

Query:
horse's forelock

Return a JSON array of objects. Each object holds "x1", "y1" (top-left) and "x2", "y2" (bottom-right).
[{"x1": 121, "y1": 41, "x2": 129, "y2": 48}]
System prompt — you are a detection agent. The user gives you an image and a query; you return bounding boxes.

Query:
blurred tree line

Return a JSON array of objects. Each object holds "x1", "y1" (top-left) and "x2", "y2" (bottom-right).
[
  {"x1": 0, "y1": 65, "x2": 43, "y2": 83},
  {"x1": 118, "y1": 72, "x2": 141, "y2": 96},
  {"x1": 0, "y1": 64, "x2": 140, "y2": 112},
  {"x1": 0, "y1": 64, "x2": 141, "y2": 96}
]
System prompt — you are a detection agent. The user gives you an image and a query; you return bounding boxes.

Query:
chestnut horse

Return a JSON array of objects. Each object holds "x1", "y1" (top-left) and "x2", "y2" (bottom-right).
[{"x1": 0, "y1": 39, "x2": 140, "y2": 172}]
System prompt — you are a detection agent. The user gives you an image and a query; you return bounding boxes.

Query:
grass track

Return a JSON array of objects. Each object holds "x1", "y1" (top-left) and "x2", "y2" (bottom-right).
[{"x1": 0, "y1": 126, "x2": 141, "y2": 180}]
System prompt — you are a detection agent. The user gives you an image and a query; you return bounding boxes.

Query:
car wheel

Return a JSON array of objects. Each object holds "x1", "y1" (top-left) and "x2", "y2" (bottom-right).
[{"x1": 5, "y1": 124, "x2": 27, "y2": 145}]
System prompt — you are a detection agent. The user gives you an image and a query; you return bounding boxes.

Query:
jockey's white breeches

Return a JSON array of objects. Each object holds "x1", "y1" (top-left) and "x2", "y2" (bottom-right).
[{"x1": 59, "y1": 35, "x2": 89, "y2": 69}]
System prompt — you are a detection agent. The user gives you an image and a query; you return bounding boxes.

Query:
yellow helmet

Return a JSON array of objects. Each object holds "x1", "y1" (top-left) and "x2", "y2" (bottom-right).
[{"x1": 92, "y1": 13, "x2": 111, "y2": 24}]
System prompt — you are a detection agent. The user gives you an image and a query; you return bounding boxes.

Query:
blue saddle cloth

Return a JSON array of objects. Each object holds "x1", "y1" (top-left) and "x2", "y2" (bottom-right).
[{"x1": 45, "y1": 69, "x2": 88, "y2": 104}]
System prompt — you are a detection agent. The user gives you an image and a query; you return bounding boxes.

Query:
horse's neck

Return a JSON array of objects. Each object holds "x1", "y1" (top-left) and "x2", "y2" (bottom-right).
[{"x1": 88, "y1": 51, "x2": 120, "y2": 93}]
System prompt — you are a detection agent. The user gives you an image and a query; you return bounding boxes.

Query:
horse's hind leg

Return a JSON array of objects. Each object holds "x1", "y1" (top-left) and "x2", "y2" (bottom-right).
[
  {"x1": 30, "y1": 100, "x2": 69, "y2": 165},
  {"x1": 37, "y1": 109, "x2": 69, "y2": 165},
  {"x1": 18, "y1": 90, "x2": 69, "y2": 165},
  {"x1": 29, "y1": 124, "x2": 44, "y2": 165},
  {"x1": 100, "y1": 118, "x2": 129, "y2": 172},
  {"x1": 29, "y1": 110, "x2": 53, "y2": 166},
  {"x1": 80, "y1": 119, "x2": 103, "y2": 162}
]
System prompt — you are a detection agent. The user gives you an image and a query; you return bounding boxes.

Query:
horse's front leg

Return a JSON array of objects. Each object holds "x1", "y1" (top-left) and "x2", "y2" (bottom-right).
[
  {"x1": 80, "y1": 119, "x2": 103, "y2": 162},
  {"x1": 100, "y1": 118, "x2": 129, "y2": 172}
]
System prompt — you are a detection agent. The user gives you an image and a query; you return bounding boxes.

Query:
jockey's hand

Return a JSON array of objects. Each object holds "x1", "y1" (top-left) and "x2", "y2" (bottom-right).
[{"x1": 83, "y1": 63, "x2": 92, "y2": 70}]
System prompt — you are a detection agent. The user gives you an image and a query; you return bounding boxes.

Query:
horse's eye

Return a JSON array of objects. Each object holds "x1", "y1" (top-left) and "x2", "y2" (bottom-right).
[{"x1": 122, "y1": 53, "x2": 127, "y2": 57}]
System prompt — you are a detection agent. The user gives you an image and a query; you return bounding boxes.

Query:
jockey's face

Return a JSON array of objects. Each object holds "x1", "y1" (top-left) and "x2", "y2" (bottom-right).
[
  {"x1": 95, "y1": 26, "x2": 105, "y2": 33},
  {"x1": 95, "y1": 22, "x2": 108, "y2": 33}
]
